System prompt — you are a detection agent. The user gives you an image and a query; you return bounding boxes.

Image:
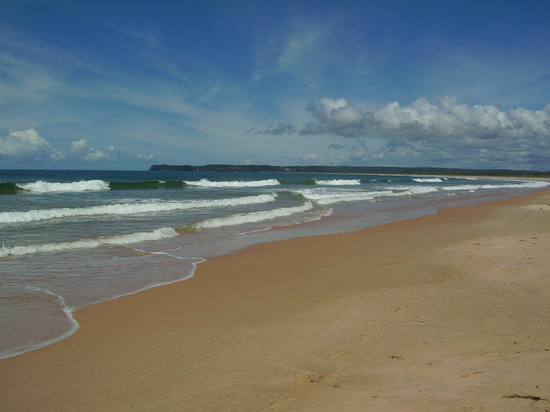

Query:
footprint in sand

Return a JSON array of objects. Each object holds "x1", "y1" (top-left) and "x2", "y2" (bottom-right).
[{"x1": 293, "y1": 372, "x2": 327, "y2": 384}]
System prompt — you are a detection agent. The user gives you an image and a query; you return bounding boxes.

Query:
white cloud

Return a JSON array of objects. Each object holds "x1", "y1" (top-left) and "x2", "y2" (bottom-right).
[
  {"x1": 302, "y1": 95, "x2": 550, "y2": 140},
  {"x1": 319, "y1": 98, "x2": 348, "y2": 117},
  {"x1": 136, "y1": 153, "x2": 154, "y2": 160},
  {"x1": 83, "y1": 148, "x2": 112, "y2": 161},
  {"x1": 255, "y1": 95, "x2": 550, "y2": 170},
  {"x1": 0, "y1": 128, "x2": 51, "y2": 157},
  {"x1": 0, "y1": 128, "x2": 154, "y2": 166},
  {"x1": 70, "y1": 138, "x2": 88, "y2": 152}
]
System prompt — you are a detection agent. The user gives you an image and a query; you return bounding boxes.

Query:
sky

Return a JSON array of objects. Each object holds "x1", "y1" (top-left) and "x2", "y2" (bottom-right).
[{"x1": 1, "y1": 0, "x2": 549, "y2": 171}]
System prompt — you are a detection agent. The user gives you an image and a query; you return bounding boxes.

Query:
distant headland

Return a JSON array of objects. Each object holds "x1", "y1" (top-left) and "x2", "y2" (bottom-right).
[{"x1": 149, "y1": 164, "x2": 550, "y2": 178}]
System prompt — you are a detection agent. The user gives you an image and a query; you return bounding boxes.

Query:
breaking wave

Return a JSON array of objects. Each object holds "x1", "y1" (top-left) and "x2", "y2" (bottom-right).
[
  {"x1": 315, "y1": 179, "x2": 361, "y2": 185},
  {"x1": 183, "y1": 178, "x2": 280, "y2": 187},
  {"x1": 0, "y1": 200, "x2": 325, "y2": 257},
  {"x1": 193, "y1": 201, "x2": 316, "y2": 229},
  {"x1": 183, "y1": 178, "x2": 363, "y2": 188},
  {"x1": 442, "y1": 181, "x2": 549, "y2": 191},
  {"x1": 16, "y1": 180, "x2": 110, "y2": 193},
  {"x1": 299, "y1": 189, "x2": 394, "y2": 205},
  {"x1": 393, "y1": 180, "x2": 549, "y2": 195},
  {"x1": 4, "y1": 177, "x2": 548, "y2": 197},
  {"x1": 0, "y1": 194, "x2": 277, "y2": 224},
  {"x1": 0, "y1": 227, "x2": 179, "y2": 258},
  {"x1": 411, "y1": 177, "x2": 445, "y2": 183}
]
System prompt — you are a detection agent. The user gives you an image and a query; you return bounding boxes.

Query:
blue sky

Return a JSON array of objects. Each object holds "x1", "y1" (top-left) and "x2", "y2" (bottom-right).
[{"x1": 1, "y1": 0, "x2": 549, "y2": 170}]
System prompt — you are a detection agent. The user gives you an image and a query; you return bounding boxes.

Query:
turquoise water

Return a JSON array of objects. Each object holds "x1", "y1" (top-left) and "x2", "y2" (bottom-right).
[{"x1": 0, "y1": 169, "x2": 547, "y2": 358}]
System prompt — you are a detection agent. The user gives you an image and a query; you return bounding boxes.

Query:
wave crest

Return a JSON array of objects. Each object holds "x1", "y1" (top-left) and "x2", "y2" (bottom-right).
[
  {"x1": 0, "y1": 227, "x2": 178, "y2": 258},
  {"x1": 183, "y1": 178, "x2": 280, "y2": 188},
  {"x1": 411, "y1": 177, "x2": 445, "y2": 183},
  {"x1": 193, "y1": 201, "x2": 315, "y2": 229},
  {"x1": 17, "y1": 180, "x2": 110, "y2": 193},
  {"x1": 315, "y1": 179, "x2": 361, "y2": 186},
  {"x1": 0, "y1": 194, "x2": 277, "y2": 224},
  {"x1": 298, "y1": 188, "x2": 395, "y2": 205}
]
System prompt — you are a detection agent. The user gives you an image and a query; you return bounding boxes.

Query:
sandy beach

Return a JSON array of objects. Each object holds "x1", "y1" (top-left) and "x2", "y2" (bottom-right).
[{"x1": 1, "y1": 188, "x2": 549, "y2": 411}]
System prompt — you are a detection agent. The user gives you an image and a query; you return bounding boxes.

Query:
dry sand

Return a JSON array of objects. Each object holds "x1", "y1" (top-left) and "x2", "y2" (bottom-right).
[{"x1": 1, "y1": 188, "x2": 550, "y2": 411}]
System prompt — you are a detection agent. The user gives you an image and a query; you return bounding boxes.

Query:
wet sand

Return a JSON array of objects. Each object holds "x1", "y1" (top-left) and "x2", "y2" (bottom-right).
[{"x1": 1, "y1": 188, "x2": 549, "y2": 411}]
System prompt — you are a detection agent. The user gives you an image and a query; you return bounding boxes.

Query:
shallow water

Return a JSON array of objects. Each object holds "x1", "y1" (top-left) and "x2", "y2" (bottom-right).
[{"x1": 0, "y1": 169, "x2": 547, "y2": 358}]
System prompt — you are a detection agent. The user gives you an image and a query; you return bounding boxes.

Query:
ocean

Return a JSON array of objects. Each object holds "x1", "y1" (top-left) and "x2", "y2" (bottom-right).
[{"x1": 0, "y1": 169, "x2": 547, "y2": 359}]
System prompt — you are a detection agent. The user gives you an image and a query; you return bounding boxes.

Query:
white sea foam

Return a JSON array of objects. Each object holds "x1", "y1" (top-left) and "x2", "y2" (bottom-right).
[
  {"x1": 17, "y1": 180, "x2": 110, "y2": 193},
  {"x1": 411, "y1": 177, "x2": 445, "y2": 183},
  {"x1": 392, "y1": 186, "x2": 441, "y2": 195},
  {"x1": 0, "y1": 194, "x2": 277, "y2": 224},
  {"x1": 193, "y1": 201, "x2": 315, "y2": 229},
  {"x1": 0, "y1": 227, "x2": 178, "y2": 258},
  {"x1": 315, "y1": 179, "x2": 361, "y2": 185},
  {"x1": 392, "y1": 180, "x2": 548, "y2": 196},
  {"x1": 299, "y1": 189, "x2": 394, "y2": 205},
  {"x1": 441, "y1": 180, "x2": 549, "y2": 191},
  {"x1": 183, "y1": 178, "x2": 280, "y2": 188}
]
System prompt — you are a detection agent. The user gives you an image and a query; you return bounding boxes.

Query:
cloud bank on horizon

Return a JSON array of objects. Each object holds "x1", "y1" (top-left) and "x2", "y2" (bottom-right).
[
  {"x1": 0, "y1": 128, "x2": 153, "y2": 166},
  {"x1": 1, "y1": 0, "x2": 549, "y2": 170}
]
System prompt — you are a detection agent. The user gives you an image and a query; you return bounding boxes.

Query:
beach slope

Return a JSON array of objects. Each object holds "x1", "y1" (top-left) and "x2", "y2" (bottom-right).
[{"x1": 1, "y1": 189, "x2": 549, "y2": 411}]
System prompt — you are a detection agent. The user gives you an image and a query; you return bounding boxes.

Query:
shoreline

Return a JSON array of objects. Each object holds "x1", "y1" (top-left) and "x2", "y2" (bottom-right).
[
  {"x1": 1, "y1": 188, "x2": 550, "y2": 411},
  {"x1": 1, "y1": 181, "x2": 537, "y2": 362},
  {"x1": 0, "y1": 184, "x2": 537, "y2": 361}
]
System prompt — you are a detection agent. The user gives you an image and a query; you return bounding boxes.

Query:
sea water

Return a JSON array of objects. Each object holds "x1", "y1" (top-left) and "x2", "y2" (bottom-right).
[{"x1": 0, "y1": 169, "x2": 547, "y2": 358}]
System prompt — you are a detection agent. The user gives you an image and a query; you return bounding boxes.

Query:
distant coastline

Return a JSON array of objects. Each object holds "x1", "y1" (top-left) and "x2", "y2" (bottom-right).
[{"x1": 149, "y1": 164, "x2": 550, "y2": 178}]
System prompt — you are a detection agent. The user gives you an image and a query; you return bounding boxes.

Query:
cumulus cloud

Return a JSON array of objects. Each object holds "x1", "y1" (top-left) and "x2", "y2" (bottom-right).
[
  {"x1": 251, "y1": 95, "x2": 550, "y2": 169},
  {"x1": 0, "y1": 128, "x2": 50, "y2": 157},
  {"x1": 282, "y1": 95, "x2": 550, "y2": 170},
  {"x1": 0, "y1": 128, "x2": 64, "y2": 161},
  {"x1": 83, "y1": 147, "x2": 114, "y2": 161},
  {"x1": 301, "y1": 95, "x2": 550, "y2": 140},
  {"x1": 0, "y1": 128, "x2": 154, "y2": 166},
  {"x1": 70, "y1": 138, "x2": 88, "y2": 152}
]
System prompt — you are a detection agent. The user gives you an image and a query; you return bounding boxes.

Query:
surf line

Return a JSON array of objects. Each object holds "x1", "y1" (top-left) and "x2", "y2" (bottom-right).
[
  {"x1": 0, "y1": 286, "x2": 80, "y2": 360},
  {"x1": 1, "y1": 253, "x2": 206, "y2": 359}
]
